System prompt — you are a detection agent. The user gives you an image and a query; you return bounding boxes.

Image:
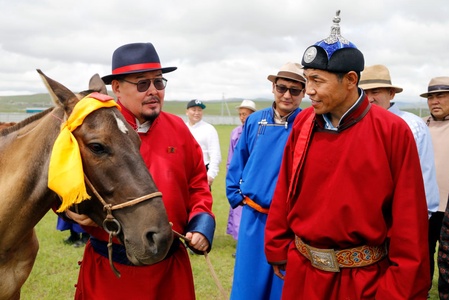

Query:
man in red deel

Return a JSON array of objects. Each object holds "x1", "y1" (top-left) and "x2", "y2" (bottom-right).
[
  {"x1": 264, "y1": 11, "x2": 430, "y2": 299},
  {"x1": 67, "y1": 42, "x2": 215, "y2": 300}
]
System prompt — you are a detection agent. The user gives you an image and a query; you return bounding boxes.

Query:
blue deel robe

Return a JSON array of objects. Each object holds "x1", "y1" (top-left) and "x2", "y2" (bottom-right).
[{"x1": 226, "y1": 105, "x2": 301, "y2": 300}]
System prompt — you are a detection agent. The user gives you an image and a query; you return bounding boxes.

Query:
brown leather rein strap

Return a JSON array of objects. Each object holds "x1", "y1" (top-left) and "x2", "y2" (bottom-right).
[{"x1": 83, "y1": 174, "x2": 162, "y2": 278}]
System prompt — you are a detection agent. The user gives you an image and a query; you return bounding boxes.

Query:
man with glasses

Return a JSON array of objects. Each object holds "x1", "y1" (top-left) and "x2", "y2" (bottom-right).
[
  {"x1": 67, "y1": 42, "x2": 215, "y2": 300},
  {"x1": 226, "y1": 62, "x2": 305, "y2": 299}
]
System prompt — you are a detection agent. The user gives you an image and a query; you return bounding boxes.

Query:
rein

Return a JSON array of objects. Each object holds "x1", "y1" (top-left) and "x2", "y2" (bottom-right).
[
  {"x1": 83, "y1": 175, "x2": 162, "y2": 278},
  {"x1": 171, "y1": 229, "x2": 228, "y2": 300}
]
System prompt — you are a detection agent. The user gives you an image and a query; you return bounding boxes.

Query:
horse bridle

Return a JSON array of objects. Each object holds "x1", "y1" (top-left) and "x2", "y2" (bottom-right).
[{"x1": 83, "y1": 174, "x2": 162, "y2": 278}]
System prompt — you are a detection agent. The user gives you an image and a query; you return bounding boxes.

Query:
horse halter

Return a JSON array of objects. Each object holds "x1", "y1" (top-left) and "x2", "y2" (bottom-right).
[{"x1": 83, "y1": 174, "x2": 162, "y2": 278}]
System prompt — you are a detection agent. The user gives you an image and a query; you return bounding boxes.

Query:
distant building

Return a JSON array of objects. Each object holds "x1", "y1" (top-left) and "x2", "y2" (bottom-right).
[{"x1": 25, "y1": 107, "x2": 48, "y2": 113}]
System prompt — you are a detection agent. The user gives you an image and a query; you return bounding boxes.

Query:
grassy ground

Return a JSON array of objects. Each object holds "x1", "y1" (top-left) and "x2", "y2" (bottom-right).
[{"x1": 19, "y1": 122, "x2": 439, "y2": 299}]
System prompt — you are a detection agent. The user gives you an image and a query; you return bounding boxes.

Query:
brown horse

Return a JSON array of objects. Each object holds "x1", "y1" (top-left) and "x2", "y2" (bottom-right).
[
  {"x1": 0, "y1": 71, "x2": 173, "y2": 300},
  {"x1": 0, "y1": 122, "x2": 16, "y2": 130}
]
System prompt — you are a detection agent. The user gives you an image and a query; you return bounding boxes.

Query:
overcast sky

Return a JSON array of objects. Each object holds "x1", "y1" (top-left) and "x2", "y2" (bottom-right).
[{"x1": 0, "y1": 0, "x2": 448, "y2": 105}]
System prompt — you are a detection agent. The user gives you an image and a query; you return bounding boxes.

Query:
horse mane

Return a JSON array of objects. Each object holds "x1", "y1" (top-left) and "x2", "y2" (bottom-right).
[{"x1": 0, "y1": 107, "x2": 55, "y2": 136}]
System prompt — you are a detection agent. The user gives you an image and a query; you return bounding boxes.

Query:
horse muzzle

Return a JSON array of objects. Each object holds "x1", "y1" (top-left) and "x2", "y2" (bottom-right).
[{"x1": 124, "y1": 224, "x2": 174, "y2": 265}]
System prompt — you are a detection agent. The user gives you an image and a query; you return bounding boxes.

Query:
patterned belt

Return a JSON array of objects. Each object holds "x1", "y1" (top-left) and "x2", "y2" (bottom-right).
[
  {"x1": 294, "y1": 236, "x2": 387, "y2": 272},
  {"x1": 243, "y1": 196, "x2": 269, "y2": 214}
]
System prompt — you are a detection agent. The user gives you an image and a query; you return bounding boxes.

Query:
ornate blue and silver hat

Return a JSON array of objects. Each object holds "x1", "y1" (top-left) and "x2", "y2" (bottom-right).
[{"x1": 301, "y1": 10, "x2": 364, "y2": 73}]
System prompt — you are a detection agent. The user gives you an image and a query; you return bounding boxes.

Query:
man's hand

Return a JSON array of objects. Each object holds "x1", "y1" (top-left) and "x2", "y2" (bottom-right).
[
  {"x1": 65, "y1": 210, "x2": 97, "y2": 227},
  {"x1": 185, "y1": 232, "x2": 209, "y2": 252},
  {"x1": 207, "y1": 175, "x2": 214, "y2": 187},
  {"x1": 272, "y1": 264, "x2": 286, "y2": 280}
]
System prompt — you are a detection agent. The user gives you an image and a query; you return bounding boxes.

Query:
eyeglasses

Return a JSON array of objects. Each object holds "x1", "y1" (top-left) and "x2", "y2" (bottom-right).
[
  {"x1": 122, "y1": 78, "x2": 167, "y2": 92},
  {"x1": 275, "y1": 84, "x2": 303, "y2": 96}
]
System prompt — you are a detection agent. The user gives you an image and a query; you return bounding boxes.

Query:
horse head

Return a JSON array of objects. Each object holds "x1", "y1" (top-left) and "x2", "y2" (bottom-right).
[{"x1": 38, "y1": 70, "x2": 173, "y2": 265}]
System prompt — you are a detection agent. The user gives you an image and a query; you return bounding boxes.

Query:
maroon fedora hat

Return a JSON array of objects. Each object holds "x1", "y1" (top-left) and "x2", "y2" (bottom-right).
[{"x1": 102, "y1": 42, "x2": 177, "y2": 84}]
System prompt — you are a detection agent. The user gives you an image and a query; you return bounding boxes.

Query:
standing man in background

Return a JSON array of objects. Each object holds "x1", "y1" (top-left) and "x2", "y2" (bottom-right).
[
  {"x1": 226, "y1": 99, "x2": 257, "y2": 253},
  {"x1": 186, "y1": 99, "x2": 221, "y2": 189},
  {"x1": 359, "y1": 64, "x2": 439, "y2": 218},
  {"x1": 419, "y1": 77, "x2": 449, "y2": 297},
  {"x1": 226, "y1": 62, "x2": 305, "y2": 299}
]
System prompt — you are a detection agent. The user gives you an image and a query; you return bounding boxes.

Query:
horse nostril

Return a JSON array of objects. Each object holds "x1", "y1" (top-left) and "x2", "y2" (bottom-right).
[
  {"x1": 146, "y1": 231, "x2": 156, "y2": 244},
  {"x1": 142, "y1": 227, "x2": 172, "y2": 259},
  {"x1": 144, "y1": 231, "x2": 159, "y2": 256}
]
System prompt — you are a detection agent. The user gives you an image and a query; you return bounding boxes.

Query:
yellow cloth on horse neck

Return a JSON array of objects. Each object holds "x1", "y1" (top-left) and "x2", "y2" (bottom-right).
[{"x1": 49, "y1": 93, "x2": 119, "y2": 213}]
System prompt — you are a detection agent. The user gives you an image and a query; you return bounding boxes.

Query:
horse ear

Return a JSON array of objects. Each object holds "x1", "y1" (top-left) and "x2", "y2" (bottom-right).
[
  {"x1": 88, "y1": 73, "x2": 108, "y2": 95},
  {"x1": 36, "y1": 69, "x2": 78, "y2": 115}
]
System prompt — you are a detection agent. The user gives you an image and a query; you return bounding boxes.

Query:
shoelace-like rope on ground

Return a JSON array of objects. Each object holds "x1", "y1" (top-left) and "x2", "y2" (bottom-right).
[{"x1": 172, "y1": 228, "x2": 228, "y2": 300}]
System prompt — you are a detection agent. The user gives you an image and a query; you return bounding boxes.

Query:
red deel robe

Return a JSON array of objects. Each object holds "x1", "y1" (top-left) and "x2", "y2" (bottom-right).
[
  {"x1": 75, "y1": 104, "x2": 215, "y2": 300},
  {"x1": 265, "y1": 97, "x2": 430, "y2": 299}
]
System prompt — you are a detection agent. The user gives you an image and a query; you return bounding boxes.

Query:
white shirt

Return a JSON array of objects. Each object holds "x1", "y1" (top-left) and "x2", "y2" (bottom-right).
[{"x1": 186, "y1": 120, "x2": 221, "y2": 179}]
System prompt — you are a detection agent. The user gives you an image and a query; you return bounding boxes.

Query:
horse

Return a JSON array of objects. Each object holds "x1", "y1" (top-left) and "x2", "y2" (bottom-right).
[
  {"x1": 0, "y1": 70, "x2": 173, "y2": 300},
  {"x1": 0, "y1": 122, "x2": 16, "y2": 130}
]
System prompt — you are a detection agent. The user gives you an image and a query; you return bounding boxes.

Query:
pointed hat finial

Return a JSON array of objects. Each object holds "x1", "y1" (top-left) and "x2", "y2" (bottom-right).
[{"x1": 323, "y1": 10, "x2": 349, "y2": 45}]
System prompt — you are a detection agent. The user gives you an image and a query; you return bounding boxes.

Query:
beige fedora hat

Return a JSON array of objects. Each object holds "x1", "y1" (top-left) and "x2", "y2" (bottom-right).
[
  {"x1": 267, "y1": 62, "x2": 306, "y2": 83},
  {"x1": 420, "y1": 76, "x2": 449, "y2": 98},
  {"x1": 359, "y1": 64, "x2": 403, "y2": 93},
  {"x1": 236, "y1": 99, "x2": 256, "y2": 112}
]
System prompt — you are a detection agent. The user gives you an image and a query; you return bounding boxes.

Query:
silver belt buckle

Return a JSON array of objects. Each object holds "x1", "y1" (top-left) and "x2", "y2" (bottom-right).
[{"x1": 306, "y1": 245, "x2": 340, "y2": 272}]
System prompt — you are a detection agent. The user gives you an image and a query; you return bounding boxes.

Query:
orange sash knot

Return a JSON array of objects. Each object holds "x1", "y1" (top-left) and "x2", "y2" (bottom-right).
[{"x1": 243, "y1": 196, "x2": 269, "y2": 214}]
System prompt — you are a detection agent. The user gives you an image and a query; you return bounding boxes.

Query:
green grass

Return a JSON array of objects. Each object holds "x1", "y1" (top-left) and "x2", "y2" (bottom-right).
[{"x1": 0, "y1": 94, "x2": 53, "y2": 112}]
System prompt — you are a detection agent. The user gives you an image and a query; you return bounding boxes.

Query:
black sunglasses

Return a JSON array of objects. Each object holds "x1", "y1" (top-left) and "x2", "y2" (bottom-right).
[
  {"x1": 275, "y1": 84, "x2": 303, "y2": 96},
  {"x1": 122, "y1": 78, "x2": 167, "y2": 92}
]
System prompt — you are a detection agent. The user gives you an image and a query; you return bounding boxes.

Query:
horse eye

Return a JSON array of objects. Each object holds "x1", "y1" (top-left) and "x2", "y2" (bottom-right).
[{"x1": 88, "y1": 143, "x2": 107, "y2": 154}]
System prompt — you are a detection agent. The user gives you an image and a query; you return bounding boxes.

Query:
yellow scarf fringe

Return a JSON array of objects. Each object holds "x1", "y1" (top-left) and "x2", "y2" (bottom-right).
[{"x1": 49, "y1": 93, "x2": 119, "y2": 212}]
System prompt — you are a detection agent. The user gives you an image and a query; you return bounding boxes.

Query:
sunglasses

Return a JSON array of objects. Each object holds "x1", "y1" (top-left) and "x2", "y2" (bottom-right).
[
  {"x1": 275, "y1": 84, "x2": 303, "y2": 96},
  {"x1": 122, "y1": 78, "x2": 167, "y2": 92}
]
